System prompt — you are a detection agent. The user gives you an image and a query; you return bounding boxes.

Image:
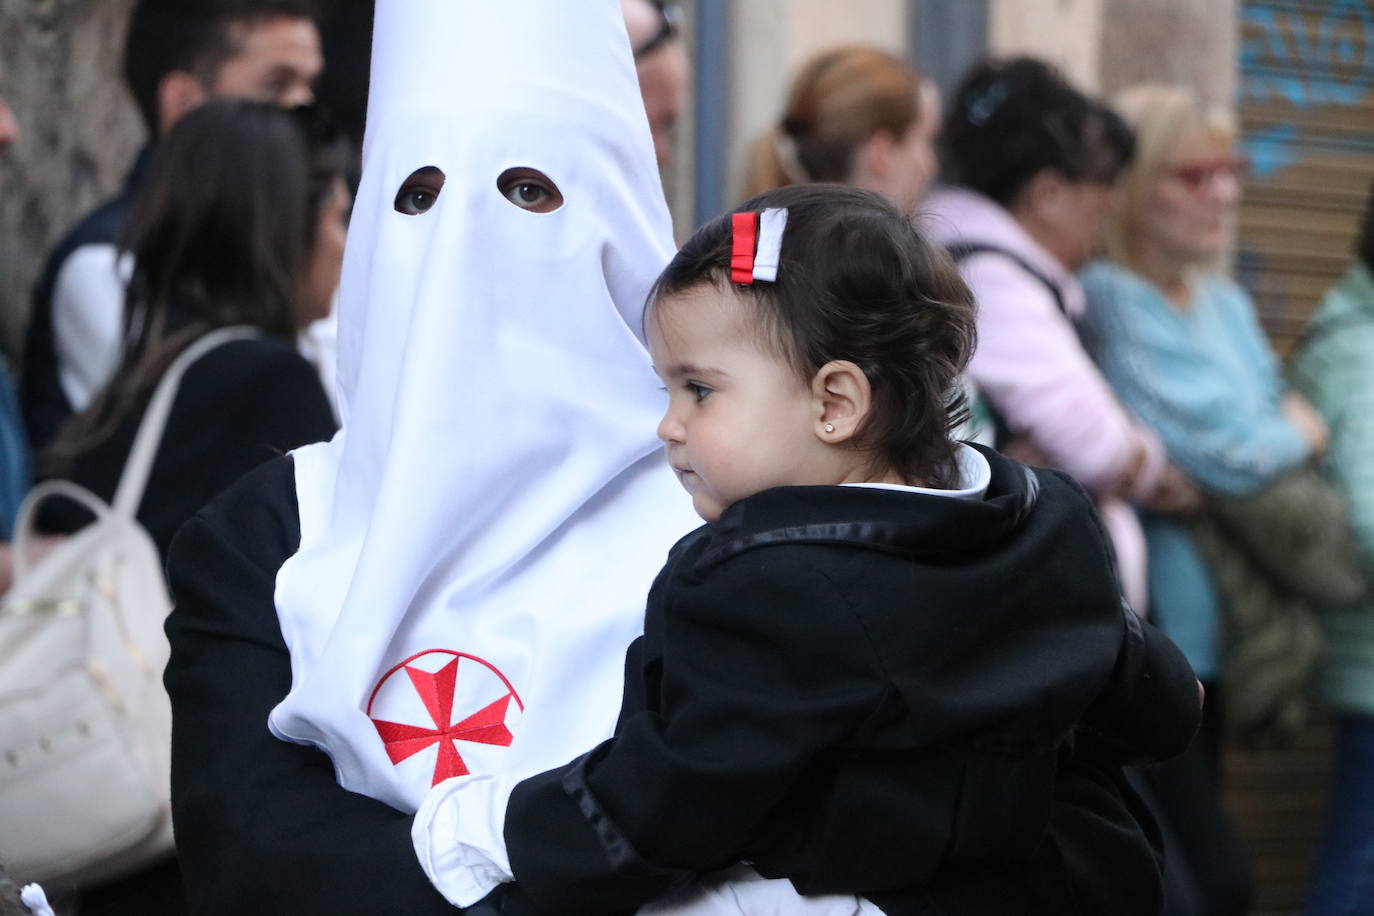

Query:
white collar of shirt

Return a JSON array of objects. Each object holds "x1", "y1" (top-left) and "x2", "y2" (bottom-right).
[{"x1": 843, "y1": 443, "x2": 991, "y2": 500}]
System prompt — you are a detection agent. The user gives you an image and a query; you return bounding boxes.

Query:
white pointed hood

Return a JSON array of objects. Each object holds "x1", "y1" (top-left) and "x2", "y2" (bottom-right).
[{"x1": 269, "y1": 0, "x2": 698, "y2": 813}]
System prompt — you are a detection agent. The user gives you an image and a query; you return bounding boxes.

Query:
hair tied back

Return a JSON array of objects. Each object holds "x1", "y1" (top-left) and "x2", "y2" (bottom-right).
[
  {"x1": 968, "y1": 80, "x2": 1009, "y2": 125},
  {"x1": 773, "y1": 131, "x2": 811, "y2": 184}
]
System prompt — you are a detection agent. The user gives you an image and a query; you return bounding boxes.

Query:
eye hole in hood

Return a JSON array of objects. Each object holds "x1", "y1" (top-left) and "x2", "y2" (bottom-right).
[
  {"x1": 498, "y1": 167, "x2": 564, "y2": 214},
  {"x1": 394, "y1": 166, "x2": 446, "y2": 215}
]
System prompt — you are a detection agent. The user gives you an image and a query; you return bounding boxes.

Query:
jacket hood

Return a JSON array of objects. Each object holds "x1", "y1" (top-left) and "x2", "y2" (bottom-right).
[{"x1": 698, "y1": 444, "x2": 1044, "y2": 571}]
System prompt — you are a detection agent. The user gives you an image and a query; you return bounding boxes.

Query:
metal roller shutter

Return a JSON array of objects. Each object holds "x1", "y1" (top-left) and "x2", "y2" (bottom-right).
[
  {"x1": 1227, "y1": 6, "x2": 1371, "y2": 914},
  {"x1": 1238, "y1": 0, "x2": 1374, "y2": 355}
]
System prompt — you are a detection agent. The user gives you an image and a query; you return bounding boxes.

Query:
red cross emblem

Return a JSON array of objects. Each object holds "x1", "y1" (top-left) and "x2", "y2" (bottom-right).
[{"x1": 367, "y1": 649, "x2": 524, "y2": 787}]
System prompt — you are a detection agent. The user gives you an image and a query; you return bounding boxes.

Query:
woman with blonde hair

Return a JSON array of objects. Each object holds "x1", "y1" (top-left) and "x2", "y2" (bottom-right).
[
  {"x1": 744, "y1": 45, "x2": 939, "y2": 214},
  {"x1": 1079, "y1": 83, "x2": 1340, "y2": 916}
]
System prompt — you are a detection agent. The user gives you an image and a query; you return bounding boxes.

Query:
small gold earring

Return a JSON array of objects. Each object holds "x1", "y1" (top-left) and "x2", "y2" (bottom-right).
[{"x1": 824, "y1": 423, "x2": 835, "y2": 433}]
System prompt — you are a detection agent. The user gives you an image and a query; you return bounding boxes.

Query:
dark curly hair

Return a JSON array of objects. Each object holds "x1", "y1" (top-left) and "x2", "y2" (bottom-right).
[
  {"x1": 941, "y1": 56, "x2": 1134, "y2": 206},
  {"x1": 648, "y1": 183, "x2": 977, "y2": 489}
]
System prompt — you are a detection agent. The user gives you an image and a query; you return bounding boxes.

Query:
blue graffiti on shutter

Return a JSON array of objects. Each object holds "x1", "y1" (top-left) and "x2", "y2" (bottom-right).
[{"x1": 1240, "y1": 0, "x2": 1374, "y2": 176}]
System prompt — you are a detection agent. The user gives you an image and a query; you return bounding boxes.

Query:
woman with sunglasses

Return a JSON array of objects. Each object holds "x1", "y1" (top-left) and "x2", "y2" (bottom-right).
[{"x1": 1078, "y1": 84, "x2": 1335, "y2": 916}]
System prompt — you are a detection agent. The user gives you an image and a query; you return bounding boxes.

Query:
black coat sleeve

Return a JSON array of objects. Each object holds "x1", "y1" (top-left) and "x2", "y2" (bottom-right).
[
  {"x1": 1079, "y1": 607, "x2": 1202, "y2": 765},
  {"x1": 164, "y1": 459, "x2": 504, "y2": 914},
  {"x1": 503, "y1": 551, "x2": 888, "y2": 915}
]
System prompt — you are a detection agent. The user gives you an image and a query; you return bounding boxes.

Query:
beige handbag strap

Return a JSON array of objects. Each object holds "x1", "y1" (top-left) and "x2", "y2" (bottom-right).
[
  {"x1": 10, "y1": 479, "x2": 114, "y2": 583},
  {"x1": 111, "y1": 326, "x2": 262, "y2": 518}
]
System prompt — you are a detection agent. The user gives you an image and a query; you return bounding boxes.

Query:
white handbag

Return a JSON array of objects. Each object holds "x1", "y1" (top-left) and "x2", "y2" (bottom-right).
[{"x1": 0, "y1": 327, "x2": 258, "y2": 886}]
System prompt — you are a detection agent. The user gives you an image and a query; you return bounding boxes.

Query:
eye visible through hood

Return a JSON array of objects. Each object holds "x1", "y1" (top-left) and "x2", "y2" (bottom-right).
[
  {"x1": 393, "y1": 165, "x2": 445, "y2": 215},
  {"x1": 497, "y1": 167, "x2": 563, "y2": 213}
]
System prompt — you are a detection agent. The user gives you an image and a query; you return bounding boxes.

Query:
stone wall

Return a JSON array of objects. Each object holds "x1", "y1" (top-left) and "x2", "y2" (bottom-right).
[
  {"x1": 0, "y1": 0, "x2": 143, "y2": 362},
  {"x1": 1098, "y1": 0, "x2": 1238, "y2": 109},
  {"x1": 987, "y1": 0, "x2": 1237, "y2": 106},
  {"x1": 989, "y1": 0, "x2": 1104, "y2": 92}
]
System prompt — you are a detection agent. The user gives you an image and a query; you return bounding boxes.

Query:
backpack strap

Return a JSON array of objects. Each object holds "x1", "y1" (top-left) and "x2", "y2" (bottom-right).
[
  {"x1": 111, "y1": 326, "x2": 262, "y2": 519},
  {"x1": 945, "y1": 242, "x2": 1075, "y2": 449},
  {"x1": 945, "y1": 242, "x2": 1068, "y2": 316}
]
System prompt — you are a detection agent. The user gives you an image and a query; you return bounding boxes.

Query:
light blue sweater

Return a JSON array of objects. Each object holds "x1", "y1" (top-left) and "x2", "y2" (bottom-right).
[{"x1": 1079, "y1": 260, "x2": 1308, "y2": 679}]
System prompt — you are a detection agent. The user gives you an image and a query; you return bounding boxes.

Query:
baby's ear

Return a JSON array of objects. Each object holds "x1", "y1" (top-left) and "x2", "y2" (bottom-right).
[{"x1": 810, "y1": 360, "x2": 872, "y2": 443}]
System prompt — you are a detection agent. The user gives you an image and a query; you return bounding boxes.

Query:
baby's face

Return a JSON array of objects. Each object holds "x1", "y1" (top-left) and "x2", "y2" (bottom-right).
[{"x1": 648, "y1": 285, "x2": 827, "y2": 522}]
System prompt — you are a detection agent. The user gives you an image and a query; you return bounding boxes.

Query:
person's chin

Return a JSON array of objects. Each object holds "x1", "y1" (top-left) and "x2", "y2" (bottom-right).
[
  {"x1": 1188, "y1": 236, "x2": 1225, "y2": 261},
  {"x1": 689, "y1": 490, "x2": 721, "y2": 523}
]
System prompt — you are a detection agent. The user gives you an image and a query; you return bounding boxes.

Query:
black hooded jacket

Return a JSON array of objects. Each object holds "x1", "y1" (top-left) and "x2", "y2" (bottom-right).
[{"x1": 503, "y1": 446, "x2": 1200, "y2": 915}]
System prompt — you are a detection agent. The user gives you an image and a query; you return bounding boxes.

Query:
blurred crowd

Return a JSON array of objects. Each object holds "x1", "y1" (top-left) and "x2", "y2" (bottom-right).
[{"x1": 2, "y1": 1, "x2": 1373, "y2": 915}]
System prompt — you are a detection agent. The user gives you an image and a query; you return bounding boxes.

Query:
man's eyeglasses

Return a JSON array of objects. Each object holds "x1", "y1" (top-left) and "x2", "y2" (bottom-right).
[{"x1": 633, "y1": 1, "x2": 682, "y2": 61}]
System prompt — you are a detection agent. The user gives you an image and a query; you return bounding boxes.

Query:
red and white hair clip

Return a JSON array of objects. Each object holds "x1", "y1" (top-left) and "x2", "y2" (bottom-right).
[{"x1": 730, "y1": 207, "x2": 788, "y2": 284}]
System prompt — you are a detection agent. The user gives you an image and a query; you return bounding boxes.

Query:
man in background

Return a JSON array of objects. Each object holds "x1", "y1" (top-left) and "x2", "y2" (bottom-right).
[
  {"x1": 0, "y1": 97, "x2": 17, "y2": 151},
  {"x1": 622, "y1": 0, "x2": 688, "y2": 167},
  {"x1": 22, "y1": 0, "x2": 322, "y2": 450}
]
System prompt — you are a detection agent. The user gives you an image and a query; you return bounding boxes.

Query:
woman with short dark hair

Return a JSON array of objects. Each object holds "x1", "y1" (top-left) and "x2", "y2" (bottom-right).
[{"x1": 923, "y1": 57, "x2": 1193, "y2": 616}]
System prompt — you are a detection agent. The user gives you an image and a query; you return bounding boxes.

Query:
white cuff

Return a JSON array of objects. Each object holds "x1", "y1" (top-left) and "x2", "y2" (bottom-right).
[
  {"x1": 411, "y1": 773, "x2": 519, "y2": 908},
  {"x1": 638, "y1": 864, "x2": 888, "y2": 915},
  {"x1": 20, "y1": 884, "x2": 55, "y2": 916}
]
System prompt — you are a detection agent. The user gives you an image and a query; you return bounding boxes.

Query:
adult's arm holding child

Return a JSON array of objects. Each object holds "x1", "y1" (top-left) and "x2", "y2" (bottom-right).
[{"x1": 164, "y1": 460, "x2": 499, "y2": 914}]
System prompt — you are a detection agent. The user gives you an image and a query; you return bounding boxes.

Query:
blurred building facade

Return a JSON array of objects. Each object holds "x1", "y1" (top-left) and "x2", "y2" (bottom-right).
[
  {"x1": 1234, "y1": 0, "x2": 1374, "y2": 354},
  {"x1": 674, "y1": 0, "x2": 1237, "y2": 223},
  {"x1": 0, "y1": 0, "x2": 141, "y2": 361},
  {"x1": 3, "y1": 1, "x2": 1368, "y2": 364},
  {"x1": 673, "y1": 0, "x2": 1369, "y2": 365}
]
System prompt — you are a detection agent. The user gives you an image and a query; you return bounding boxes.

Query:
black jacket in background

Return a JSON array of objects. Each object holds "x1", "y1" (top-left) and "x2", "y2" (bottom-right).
[
  {"x1": 23, "y1": 148, "x2": 152, "y2": 451},
  {"x1": 165, "y1": 459, "x2": 509, "y2": 915},
  {"x1": 37, "y1": 336, "x2": 335, "y2": 561}
]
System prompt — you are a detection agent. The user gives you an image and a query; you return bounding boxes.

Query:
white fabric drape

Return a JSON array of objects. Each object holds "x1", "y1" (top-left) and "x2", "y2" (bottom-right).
[{"x1": 268, "y1": 0, "x2": 697, "y2": 815}]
